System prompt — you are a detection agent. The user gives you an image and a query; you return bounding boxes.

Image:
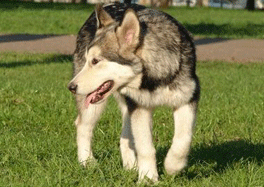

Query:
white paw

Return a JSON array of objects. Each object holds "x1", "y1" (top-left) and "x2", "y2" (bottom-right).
[
  {"x1": 138, "y1": 171, "x2": 159, "y2": 183},
  {"x1": 164, "y1": 152, "x2": 187, "y2": 175},
  {"x1": 78, "y1": 150, "x2": 96, "y2": 167},
  {"x1": 138, "y1": 158, "x2": 159, "y2": 182},
  {"x1": 79, "y1": 156, "x2": 97, "y2": 167},
  {"x1": 122, "y1": 151, "x2": 137, "y2": 170},
  {"x1": 120, "y1": 138, "x2": 137, "y2": 170}
]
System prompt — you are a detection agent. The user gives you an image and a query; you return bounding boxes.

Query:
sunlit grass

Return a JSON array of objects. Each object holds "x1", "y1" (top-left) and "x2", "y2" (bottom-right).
[
  {"x1": 0, "y1": 1, "x2": 264, "y2": 38},
  {"x1": 0, "y1": 52, "x2": 263, "y2": 186}
]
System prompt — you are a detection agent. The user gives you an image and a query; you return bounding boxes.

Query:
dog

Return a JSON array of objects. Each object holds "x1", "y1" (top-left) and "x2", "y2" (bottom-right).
[{"x1": 68, "y1": 2, "x2": 200, "y2": 182}]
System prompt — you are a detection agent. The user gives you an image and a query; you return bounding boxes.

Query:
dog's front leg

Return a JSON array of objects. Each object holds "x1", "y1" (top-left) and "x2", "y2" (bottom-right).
[
  {"x1": 116, "y1": 96, "x2": 137, "y2": 170},
  {"x1": 164, "y1": 103, "x2": 197, "y2": 175},
  {"x1": 75, "y1": 99, "x2": 107, "y2": 166},
  {"x1": 130, "y1": 107, "x2": 158, "y2": 182},
  {"x1": 120, "y1": 110, "x2": 137, "y2": 170}
]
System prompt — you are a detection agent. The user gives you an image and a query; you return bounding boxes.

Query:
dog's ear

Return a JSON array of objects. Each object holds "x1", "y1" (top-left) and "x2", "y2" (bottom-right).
[
  {"x1": 116, "y1": 9, "x2": 140, "y2": 51},
  {"x1": 95, "y1": 4, "x2": 114, "y2": 28}
]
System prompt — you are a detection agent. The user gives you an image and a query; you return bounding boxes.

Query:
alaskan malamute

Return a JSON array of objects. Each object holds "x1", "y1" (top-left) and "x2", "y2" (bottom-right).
[{"x1": 68, "y1": 2, "x2": 200, "y2": 182}]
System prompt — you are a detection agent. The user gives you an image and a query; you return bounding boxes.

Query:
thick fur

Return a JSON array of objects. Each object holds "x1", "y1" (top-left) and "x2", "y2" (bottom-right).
[{"x1": 68, "y1": 2, "x2": 200, "y2": 182}]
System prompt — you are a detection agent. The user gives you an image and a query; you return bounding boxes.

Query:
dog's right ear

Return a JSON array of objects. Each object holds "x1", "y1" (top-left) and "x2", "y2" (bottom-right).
[
  {"x1": 95, "y1": 4, "x2": 114, "y2": 29},
  {"x1": 116, "y1": 9, "x2": 140, "y2": 52}
]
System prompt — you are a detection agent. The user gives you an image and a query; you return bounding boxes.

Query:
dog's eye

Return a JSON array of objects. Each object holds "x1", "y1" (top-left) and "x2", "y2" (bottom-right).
[{"x1": 92, "y1": 58, "x2": 100, "y2": 65}]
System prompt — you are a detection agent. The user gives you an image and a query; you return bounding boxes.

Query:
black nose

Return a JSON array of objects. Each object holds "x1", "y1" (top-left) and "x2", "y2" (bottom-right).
[{"x1": 68, "y1": 82, "x2": 77, "y2": 94}]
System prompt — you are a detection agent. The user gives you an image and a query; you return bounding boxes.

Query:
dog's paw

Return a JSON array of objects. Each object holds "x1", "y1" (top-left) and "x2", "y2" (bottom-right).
[
  {"x1": 164, "y1": 153, "x2": 187, "y2": 175},
  {"x1": 123, "y1": 159, "x2": 137, "y2": 170},
  {"x1": 121, "y1": 150, "x2": 137, "y2": 170},
  {"x1": 138, "y1": 161, "x2": 159, "y2": 183},
  {"x1": 79, "y1": 156, "x2": 97, "y2": 167},
  {"x1": 137, "y1": 175, "x2": 159, "y2": 185},
  {"x1": 138, "y1": 173, "x2": 159, "y2": 184}
]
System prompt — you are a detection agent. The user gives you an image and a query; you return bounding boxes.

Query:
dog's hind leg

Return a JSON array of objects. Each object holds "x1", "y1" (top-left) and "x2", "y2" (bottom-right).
[
  {"x1": 115, "y1": 94, "x2": 137, "y2": 170},
  {"x1": 130, "y1": 107, "x2": 158, "y2": 182},
  {"x1": 164, "y1": 103, "x2": 197, "y2": 175},
  {"x1": 75, "y1": 96, "x2": 107, "y2": 166}
]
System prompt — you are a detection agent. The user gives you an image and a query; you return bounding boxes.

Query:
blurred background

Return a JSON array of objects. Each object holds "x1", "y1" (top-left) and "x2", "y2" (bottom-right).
[
  {"x1": 1, "y1": 0, "x2": 264, "y2": 186},
  {"x1": 17, "y1": 0, "x2": 264, "y2": 10}
]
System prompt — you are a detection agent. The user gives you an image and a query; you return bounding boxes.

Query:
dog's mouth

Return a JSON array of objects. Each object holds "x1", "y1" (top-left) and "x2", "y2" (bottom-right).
[{"x1": 85, "y1": 80, "x2": 114, "y2": 108}]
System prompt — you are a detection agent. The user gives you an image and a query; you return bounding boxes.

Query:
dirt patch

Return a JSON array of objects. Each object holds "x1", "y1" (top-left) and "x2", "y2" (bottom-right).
[
  {"x1": 0, "y1": 34, "x2": 263, "y2": 62},
  {"x1": 195, "y1": 38, "x2": 264, "y2": 62},
  {"x1": 0, "y1": 34, "x2": 76, "y2": 55}
]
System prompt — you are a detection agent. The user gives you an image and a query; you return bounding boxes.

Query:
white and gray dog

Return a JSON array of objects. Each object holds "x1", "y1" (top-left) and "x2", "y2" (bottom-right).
[{"x1": 68, "y1": 2, "x2": 200, "y2": 182}]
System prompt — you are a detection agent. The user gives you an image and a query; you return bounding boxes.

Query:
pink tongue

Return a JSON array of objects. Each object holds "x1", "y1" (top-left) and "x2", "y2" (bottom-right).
[
  {"x1": 84, "y1": 81, "x2": 112, "y2": 108},
  {"x1": 85, "y1": 92, "x2": 98, "y2": 108}
]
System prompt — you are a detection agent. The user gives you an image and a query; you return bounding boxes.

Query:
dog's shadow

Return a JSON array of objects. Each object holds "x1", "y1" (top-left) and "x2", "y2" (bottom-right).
[
  {"x1": 0, "y1": 54, "x2": 73, "y2": 68},
  {"x1": 156, "y1": 139, "x2": 264, "y2": 179}
]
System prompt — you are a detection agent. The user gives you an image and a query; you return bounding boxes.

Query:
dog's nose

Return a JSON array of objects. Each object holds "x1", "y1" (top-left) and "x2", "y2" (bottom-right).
[{"x1": 68, "y1": 82, "x2": 77, "y2": 94}]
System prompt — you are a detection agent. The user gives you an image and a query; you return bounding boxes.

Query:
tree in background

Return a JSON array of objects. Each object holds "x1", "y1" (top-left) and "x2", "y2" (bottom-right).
[
  {"x1": 124, "y1": 0, "x2": 132, "y2": 4},
  {"x1": 246, "y1": 0, "x2": 255, "y2": 10},
  {"x1": 196, "y1": 0, "x2": 203, "y2": 6},
  {"x1": 186, "y1": 0, "x2": 191, "y2": 7},
  {"x1": 227, "y1": 0, "x2": 239, "y2": 8}
]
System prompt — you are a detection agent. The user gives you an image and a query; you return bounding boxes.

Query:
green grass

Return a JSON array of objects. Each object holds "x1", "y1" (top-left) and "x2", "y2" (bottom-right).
[
  {"x1": 0, "y1": 0, "x2": 264, "y2": 38},
  {"x1": 0, "y1": 52, "x2": 264, "y2": 186}
]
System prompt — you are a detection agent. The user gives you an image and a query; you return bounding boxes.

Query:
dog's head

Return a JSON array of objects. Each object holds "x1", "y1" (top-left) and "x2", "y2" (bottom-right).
[{"x1": 68, "y1": 5, "x2": 143, "y2": 108}]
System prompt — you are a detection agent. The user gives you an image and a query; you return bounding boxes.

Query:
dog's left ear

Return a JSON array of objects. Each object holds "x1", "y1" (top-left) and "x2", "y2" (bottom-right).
[
  {"x1": 116, "y1": 9, "x2": 140, "y2": 51},
  {"x1": 95, "y1": 4, "x2": 114, "y2": 28}
]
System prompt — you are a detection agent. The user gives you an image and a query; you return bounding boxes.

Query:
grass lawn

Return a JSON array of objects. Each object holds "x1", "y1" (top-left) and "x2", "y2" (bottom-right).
[
  {"x1": 0, "y1": 0, "x2": 264, "y2": 38},
  {"x1": 0, "y1": 52, "x2": 264, "y2": 186}
]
